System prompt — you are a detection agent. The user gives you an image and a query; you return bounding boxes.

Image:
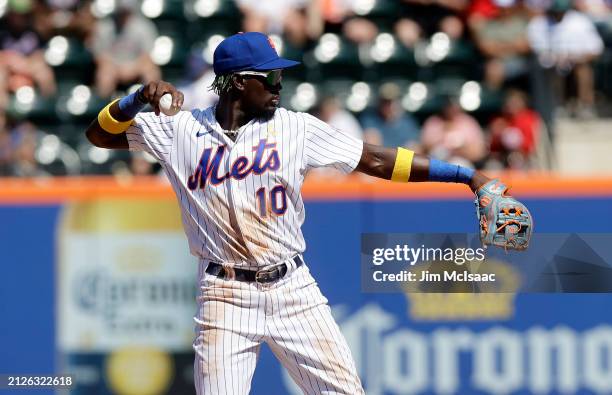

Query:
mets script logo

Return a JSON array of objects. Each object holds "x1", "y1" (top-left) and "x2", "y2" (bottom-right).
[
  {"x1": 188, "y1": 138, "x2": 280, "y2": 190},
  {"x1": 488, "y1": 181, "x2": 506, "y2": 194}
]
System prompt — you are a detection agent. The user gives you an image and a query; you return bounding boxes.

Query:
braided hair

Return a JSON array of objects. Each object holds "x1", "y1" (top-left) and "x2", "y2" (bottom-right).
[{"x1": 209, "y1": 74, "x2": 234, "y2": 96}]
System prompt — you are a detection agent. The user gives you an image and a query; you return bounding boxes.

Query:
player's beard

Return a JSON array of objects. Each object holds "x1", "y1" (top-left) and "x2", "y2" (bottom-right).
[
  {"x1": 257, "y1": 98, "x2": 279, "y2": 120},
  {"x1": 261, "y1": 106, "x2": 277, "y2": 120}
]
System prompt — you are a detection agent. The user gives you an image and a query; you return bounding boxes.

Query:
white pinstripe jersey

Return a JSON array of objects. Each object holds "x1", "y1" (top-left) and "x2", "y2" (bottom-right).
[{"x1": 126, "y1": 106, "x2": 363, "y2": 267}]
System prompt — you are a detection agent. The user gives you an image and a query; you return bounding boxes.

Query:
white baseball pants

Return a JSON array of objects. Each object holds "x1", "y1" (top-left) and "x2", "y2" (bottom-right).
[{"x1": 193, "y1": 260, "x2": 365, "y2": 395}]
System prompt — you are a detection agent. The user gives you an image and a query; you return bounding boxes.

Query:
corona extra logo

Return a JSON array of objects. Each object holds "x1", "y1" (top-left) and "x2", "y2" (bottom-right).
[
  {"x1": 106, "y1": 347, "x2": 173, "y2": 395},
  {"x1": 403, "y1": 258, "x2": 519, "y2": 320}
]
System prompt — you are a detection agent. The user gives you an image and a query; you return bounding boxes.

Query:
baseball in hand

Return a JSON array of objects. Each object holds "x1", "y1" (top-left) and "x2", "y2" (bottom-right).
[{"x1": 159, "y1": 93, "x2": 180, "y2": 116}]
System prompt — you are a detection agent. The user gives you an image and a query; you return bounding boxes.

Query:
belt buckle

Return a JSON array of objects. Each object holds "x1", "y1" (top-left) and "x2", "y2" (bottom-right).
[{"x1": 255, "y1": 266, "x2": 279, "y2": 283}]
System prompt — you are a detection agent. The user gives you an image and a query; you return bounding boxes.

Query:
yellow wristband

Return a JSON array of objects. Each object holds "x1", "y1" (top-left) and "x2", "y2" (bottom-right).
[
  {"x1": 391, "y1": 147, "x2": 414, "y2": 182},
  {"x1": 97, "y1": 99, "x2": 134, "y2": 134}
]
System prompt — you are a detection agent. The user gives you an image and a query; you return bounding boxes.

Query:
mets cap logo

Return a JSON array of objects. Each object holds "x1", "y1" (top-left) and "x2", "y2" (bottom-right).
[{"x1": 267, "y1": 36, "x2": 278, "y2": 53}]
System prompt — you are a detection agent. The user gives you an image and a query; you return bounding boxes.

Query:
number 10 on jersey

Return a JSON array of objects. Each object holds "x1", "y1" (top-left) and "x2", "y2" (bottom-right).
[{"x1": 256, "y1": 185, "x2": 287, "y2": 217}]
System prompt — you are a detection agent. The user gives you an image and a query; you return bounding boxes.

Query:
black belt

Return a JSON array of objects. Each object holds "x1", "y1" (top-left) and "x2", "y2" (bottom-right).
[{"x1": 205, "y1": 255, "x2": 304, "y2": 283}]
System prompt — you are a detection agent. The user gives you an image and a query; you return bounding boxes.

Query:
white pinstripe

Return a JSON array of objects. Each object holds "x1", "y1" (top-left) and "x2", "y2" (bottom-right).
[
  {"x1": 193, "y1": 263, "x2": 364, "y2": 395},
  {"x1": 127, "y1": 106, "x2": 365, "y2": 394}
]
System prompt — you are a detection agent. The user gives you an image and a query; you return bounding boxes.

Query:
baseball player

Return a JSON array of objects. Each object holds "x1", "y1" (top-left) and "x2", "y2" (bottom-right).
[{"x1": 85, "y1": 32, "x2": 532, "y2": 394}]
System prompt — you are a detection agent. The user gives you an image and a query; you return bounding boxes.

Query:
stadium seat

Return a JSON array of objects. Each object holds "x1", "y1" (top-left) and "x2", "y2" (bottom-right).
[
  {"x1": 44, "y1": 36, "x2": 95, "y2": 84},
  {"x1": 414, "y1": 35, "x2": 481, "y2": 82},
  {"x1": 427, "y1": 79, "x2": 503, "y2": 118},
  {"x1": 143, "y1": 0, "x2": 189, "y2": 41},
  {"x1": 315, "y1": 79, "x2": 376, "y2": 113},
  {"x1": 432, "y1": 39, "x2": 480, "y2": 81},
  {"x1": 46, "y1": 123, "x2": 86, "y2": 149},
  {"x1": 306, "y1": 34, "x2": 361, "y2": 81},
  {"x1": 151, "y1": 19, "x2": 189, "y2": 42},
  {"x1": 444, "y1": 39, "x2": 478, "y2": 64},
  {"x1": 349, "y1": 0, "x2": 401, "y2": 31},
  {"x1": 54, "y1": 84, "x2": 109, "y2": 124},
  {"x1": 142, "y1": 0, "x2": 186, "y2": 20},
  {"x1": 476, "y1": 88, "x2": 504, "y2": 114},
  {"x1": 318, "y1": 79, "x2": 356, "y2": 99},
  {"x1": 34, "y1": 132, "x2": 83, "y2": 176},
  {"x1": 150, "y1": 33, "x2": 190, "y2": 84},
  {"x1": 595, "y1": 49, "x2": 612, "y2": 101},
  {"x1": 187, "y1": 31, "x2": 232, "y2": 84},
  {"x1": 363, "y1": 33, "x2": 417, "y2": 81},
  {"x1": 305, "y1": 80, "x2": 378, "y2": 115},
  {"x1": 279, "y1": 78, "x2": 300, "y2": 109},
  {"x1": 432, "y1": 77, "x2": 465, "y2": 97},
  {"x1": 7, "y1": 88, "x2": 59, "y2": 124},
  {"x1": 595, "y1": 21, "x2": 612, "y2": 46},
  {"x1": 75, "y1": 133, "x2": 133, "y2": 175},
  {"x1": 406, "y1": 89, "x2": 444, "y2": 119},
  {"x1": 185, "y1": 0, "x2": 242, "y2": 42},
  {"x1": 275, "y1": 38, "x2": 306, "y2": 80},
  {"x1": 280, "y1": 79, "x2": 320, "y2": 112},
  {"x1": 377, "y1": 78, "x2": 413, "y2": 92}
]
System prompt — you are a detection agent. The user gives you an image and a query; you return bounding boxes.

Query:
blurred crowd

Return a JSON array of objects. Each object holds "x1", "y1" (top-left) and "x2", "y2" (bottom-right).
[{"x1": 1, "y1": 0, "x2": 611, "y2": 178}]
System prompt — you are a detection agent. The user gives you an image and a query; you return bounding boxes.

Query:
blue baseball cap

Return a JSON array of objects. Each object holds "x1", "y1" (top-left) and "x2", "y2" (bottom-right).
[{"x1": 213, "y1": 32, "x2": 300, "y2": 75}]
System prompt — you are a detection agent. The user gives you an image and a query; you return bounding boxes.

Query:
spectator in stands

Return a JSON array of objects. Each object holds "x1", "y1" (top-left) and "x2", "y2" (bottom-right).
[
  {"x1": 420, "y1": 96, "x2": 486, "y2": 166},
  {"x1": 178, "y1": 51, "x2": 218, "y2": 111},
  {"x1": 360, "y1": 83, "x2": 420, "y2": 149},
  {"x1": 575, "y1": 0, "x2": 612, "y2": 47},
  {"x1": 129, "y1": 151, "x2": 155, "y2": 176},
  {"x1": 0, "y1": 123, "x2": 11, "y2": 176},
  {"x1": 0, "y1": 0, "x2": 57, "y2": 109},
  {"x1": 525, "y1": 0, "x2": 545, "y2": 11},
  {"x1": 467, "y1": 0, "x2": 500, "y2": 26},
  {"x1": 396, "y1": 0, "x2": 468, "y2": 48},
  {"x1": 488, "y1": 89, "x2": 541, "y2": 169},
  {"x1": 9, "y1": 121, "x2": 48, "y2": 177},
  {"x1": 527, "y1": 0, "x2": 604, "y2": 118},
  {"x1": 33, "y1": 0, "x2": 95, "y2": 44},
  {"x1": 92, "y1": 0, "x2": 160, "y2": 98},
  {"x1": 471, "y1": 0, "x2": 530, "y2": 90},
  {"x1": 316, "y1": 95, "x2": 365, "y2": 141},
  {"x1": 237, "y1": 0, "x2": 322, "y2": 47},
  {"x1": 317, "y1": 0, "x2": 378, "y2": 44},
  {"x1": 575, "y1": 0, "x2": 612, "y2": 23}
]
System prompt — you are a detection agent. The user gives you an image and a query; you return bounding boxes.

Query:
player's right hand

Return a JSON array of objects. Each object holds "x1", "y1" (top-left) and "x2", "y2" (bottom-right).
[{"x1": 140, "y1": 80, "x2": 185, "y2": 116}]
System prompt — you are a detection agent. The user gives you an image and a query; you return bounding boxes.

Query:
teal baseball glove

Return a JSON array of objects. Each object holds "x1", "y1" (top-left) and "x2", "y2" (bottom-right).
[{"x1": 475, "y1": 179, "x2": 533, "y2": 250}]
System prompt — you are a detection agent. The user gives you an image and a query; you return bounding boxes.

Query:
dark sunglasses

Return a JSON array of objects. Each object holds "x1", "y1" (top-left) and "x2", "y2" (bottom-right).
[{"x1": 237, "y1": 69, "x2": 283, "y2": 86}]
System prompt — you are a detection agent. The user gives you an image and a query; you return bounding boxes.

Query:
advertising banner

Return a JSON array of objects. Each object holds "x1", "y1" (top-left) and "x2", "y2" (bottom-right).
[
  {"x1": 2, "y1": 179, "x2": 612, "y2": 395},
  {"x1": 57, "y1": 199, "x2": 198, "y2": 395}
]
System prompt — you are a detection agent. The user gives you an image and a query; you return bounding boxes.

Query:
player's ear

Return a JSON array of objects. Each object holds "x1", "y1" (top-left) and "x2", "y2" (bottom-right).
[{"x1": 232, "y1": 74, "x2": 245, "y2": 92}]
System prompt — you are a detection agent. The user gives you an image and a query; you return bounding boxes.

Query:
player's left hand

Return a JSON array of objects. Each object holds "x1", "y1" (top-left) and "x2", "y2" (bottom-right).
[{"x1": 474, "y1": 179, "x2": 533, "y2": 250}]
